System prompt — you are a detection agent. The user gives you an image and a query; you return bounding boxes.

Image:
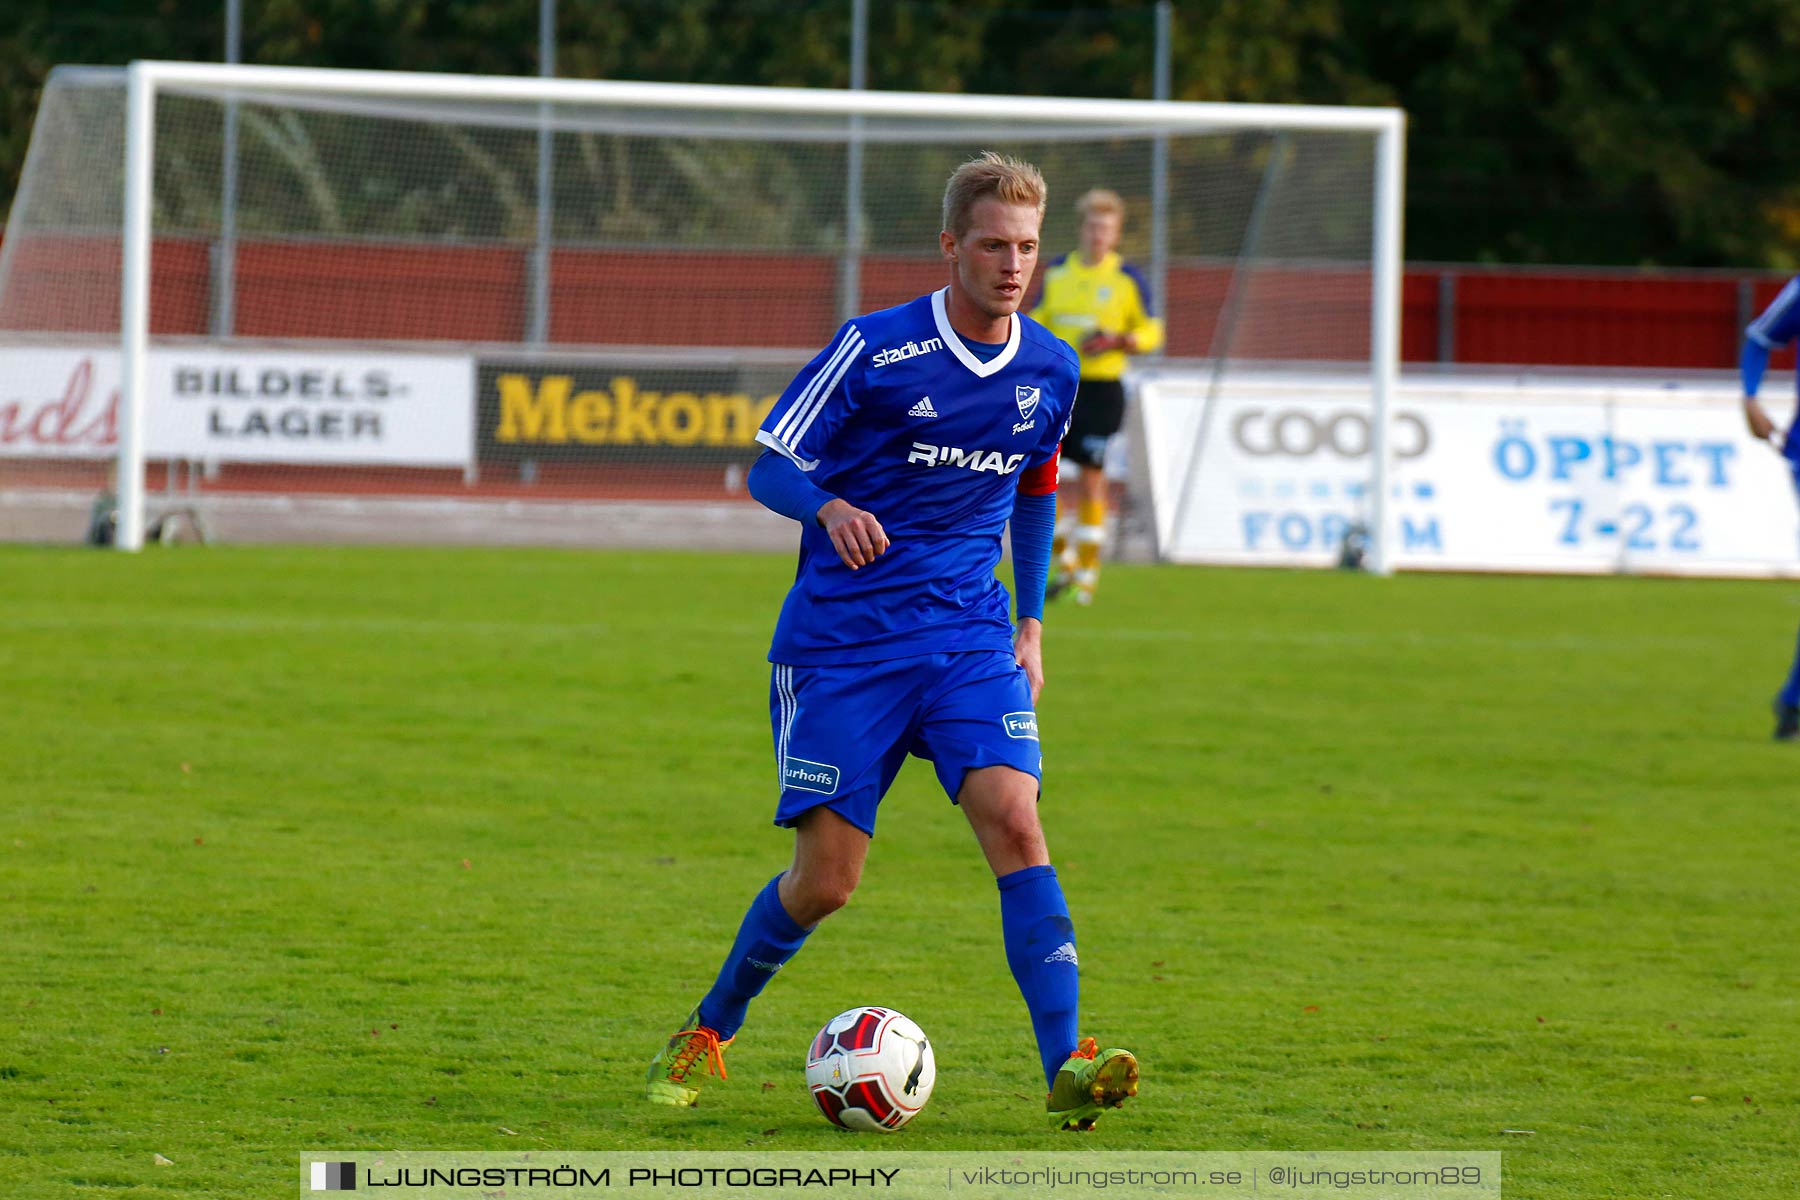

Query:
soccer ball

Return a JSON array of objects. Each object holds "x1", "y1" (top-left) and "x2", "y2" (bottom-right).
[{"x1": 804, "y1": 1007, "x2": 936, "y2": 1132}]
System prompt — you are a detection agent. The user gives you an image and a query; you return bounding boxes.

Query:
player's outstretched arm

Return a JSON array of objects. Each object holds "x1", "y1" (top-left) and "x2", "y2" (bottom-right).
[
  {"x1": 1013, "y1": 618, "x2": 1044, "y2": 704},
  {"x1": 1744, "y1": 398, "x2": 1777, "y2": 443},
  {"x1": 1010, "y1": 485, "x2": 1057, "y2": 702},
  {"x1": 1740, "y1": 339, "x2": 1778, "y2": 442},
  {"x1": 1742, "y1": 278, "x2": 1800, "y2": 444}
]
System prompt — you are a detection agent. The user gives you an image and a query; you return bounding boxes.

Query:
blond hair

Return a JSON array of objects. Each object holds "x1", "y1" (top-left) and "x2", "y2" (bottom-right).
[
  {"x1": 1077, "y1": 188, "x2": 1125, "y2": 220},
  {"x1": 941, "y1": 152, "x2": 1047, "y2": 238}
]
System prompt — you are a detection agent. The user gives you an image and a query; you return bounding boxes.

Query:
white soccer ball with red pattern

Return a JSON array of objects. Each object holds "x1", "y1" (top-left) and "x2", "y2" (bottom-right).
[{"x1": 804, "y1": 1007, "x2": 936, "y2": 1131}]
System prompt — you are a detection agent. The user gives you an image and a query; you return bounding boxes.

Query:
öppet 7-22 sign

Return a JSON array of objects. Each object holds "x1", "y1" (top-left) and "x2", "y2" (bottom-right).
[{"x1": 1138, "y1": 370, "x2": 1799, "y2": 577}]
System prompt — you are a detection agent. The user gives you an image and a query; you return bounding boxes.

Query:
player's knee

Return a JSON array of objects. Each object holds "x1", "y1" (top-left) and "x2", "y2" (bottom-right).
[
  {"x1": 968, "y1": 783, "x2": 1049, "y2": 867},
  {"x1": 994, "y1": 810, "x2": 1048, "y2": 865},
  {"x1": 782, "y1": 867, "x2": 859, "y2": 924}
]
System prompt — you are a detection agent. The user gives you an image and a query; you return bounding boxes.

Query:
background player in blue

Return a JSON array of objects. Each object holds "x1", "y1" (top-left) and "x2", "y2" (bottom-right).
[
  {"x1": 1740, "y1": 275, "x2": 1800, "y2": 739},
  {"x1": 644, "y1": 153, "x2": 1139, "y2": 1131}
]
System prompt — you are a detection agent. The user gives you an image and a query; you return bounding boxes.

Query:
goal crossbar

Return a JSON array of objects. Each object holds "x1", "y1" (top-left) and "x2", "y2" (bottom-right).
[
  {"x1": 111, "y1": 60, "x2": 1405, "y2": 568},
  {"x1": 130, "y1": 60, "x2": 1404, "y2": 134}
]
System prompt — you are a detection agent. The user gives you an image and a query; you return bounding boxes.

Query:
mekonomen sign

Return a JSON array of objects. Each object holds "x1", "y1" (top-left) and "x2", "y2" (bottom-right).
[{"x1": 476, "y1": 359, "x2": 792, "y2": 464}]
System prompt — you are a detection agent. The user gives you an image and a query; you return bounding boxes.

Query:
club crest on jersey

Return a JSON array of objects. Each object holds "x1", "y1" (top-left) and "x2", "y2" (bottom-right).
[
  {"x1": 907, "y1": 443, "x2": 1027, "y2": 475},
  {"x1": 872, "y1": 337, "x2": 945, "y2": 368},
  {"x1": 1015, "y1": 386, "x2": 1041, "y2": 419}
]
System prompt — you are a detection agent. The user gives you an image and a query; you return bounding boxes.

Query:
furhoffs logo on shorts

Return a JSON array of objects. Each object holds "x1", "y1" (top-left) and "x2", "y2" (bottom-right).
[
  {"x1": 1002, "y1": 712, "x2": 1039, "y2": 740},
  {"x1": 783, "y1": 757, "x2": 841, "y2": 795}
]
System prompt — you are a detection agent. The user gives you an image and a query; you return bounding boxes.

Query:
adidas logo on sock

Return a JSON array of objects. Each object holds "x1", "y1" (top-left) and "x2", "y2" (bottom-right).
[
  {"x1": 907, "y1": 396, "x2": 939, "y2": 418},
  {"x1": 1043, "y1": 941, "x2": 1079, "y2": 966}
]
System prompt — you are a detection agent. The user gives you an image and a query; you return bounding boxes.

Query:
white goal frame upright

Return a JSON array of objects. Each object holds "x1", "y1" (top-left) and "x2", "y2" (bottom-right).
[{"x1": 115, "y1": 60, "x2": 1405, "y2": 567}]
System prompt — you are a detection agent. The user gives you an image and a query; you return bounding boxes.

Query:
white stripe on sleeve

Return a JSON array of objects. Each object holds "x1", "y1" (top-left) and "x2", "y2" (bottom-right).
[
  {"x1": 1748, "y1": 279, "x2": 1800, "y2": 348},
  {"x1": 755, "y1": 429, "x2": 819, "y2": 472},
  {"x1": 773, "y1": 326, "x2": 862, "y2": 446},
  {"x1": 785, "y1": 334, "x2": 861, "y2": 448}
]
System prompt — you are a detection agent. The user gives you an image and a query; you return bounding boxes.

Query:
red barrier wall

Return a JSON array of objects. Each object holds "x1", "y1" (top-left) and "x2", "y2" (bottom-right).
[
  {"x1": 1450, "y1": 272, "x2": 1735, "y2": 368},
  {"x1": 0, "y1": 230, "x2": 1791, "y2": 372}
]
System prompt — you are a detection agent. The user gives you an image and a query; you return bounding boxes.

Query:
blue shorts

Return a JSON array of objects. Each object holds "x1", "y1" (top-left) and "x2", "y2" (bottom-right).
[{"x1": 768, "y1": 650, "x2": 1042, "y2": 837}]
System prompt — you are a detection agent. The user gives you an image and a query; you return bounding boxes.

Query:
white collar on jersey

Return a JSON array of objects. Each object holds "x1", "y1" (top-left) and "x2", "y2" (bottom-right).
[{"x1": 931, "y1": 287, "x2": 1021, "y2": 378}]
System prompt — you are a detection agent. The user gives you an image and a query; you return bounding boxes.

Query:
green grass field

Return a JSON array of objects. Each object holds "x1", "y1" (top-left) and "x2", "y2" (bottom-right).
[{"x1": 3, "y1": 544, "x2": 1797, "y2": 1198}]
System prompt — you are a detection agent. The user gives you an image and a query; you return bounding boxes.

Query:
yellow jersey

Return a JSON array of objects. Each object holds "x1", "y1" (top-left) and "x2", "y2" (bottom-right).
[{"x1": 1030, "y1": 251, "x2": 1165, "y2": 382}]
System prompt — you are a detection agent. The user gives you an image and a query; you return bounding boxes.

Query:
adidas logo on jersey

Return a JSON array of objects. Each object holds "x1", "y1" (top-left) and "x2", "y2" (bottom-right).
[
  {"x1": 908, "y1": 397, "x2": 939, "y2": 419},
  {"x1": 1043, "y1": 942, "x2": 1079, "y2": 966},
  {"x1": 872, "y1": 337, "x2": 945, "y2": 368},
  {"x1": 907, "y1": 443, "x2": 1027, "y2": 475}
]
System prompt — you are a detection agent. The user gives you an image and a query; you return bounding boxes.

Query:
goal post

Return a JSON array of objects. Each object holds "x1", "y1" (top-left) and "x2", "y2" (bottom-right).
[
  {"x1": 119, "y1": 64, "x2": 154, "y2": 553},
  {"x1": 3, "y1": 60, "x2": 1404, "y2": 561},
  {"x1": 1371, "y1": 114, "x2": 1406, "y2": 576}
]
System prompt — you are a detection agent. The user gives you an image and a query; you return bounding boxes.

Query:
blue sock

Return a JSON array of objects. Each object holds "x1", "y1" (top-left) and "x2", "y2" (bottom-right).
[
  {"x1": 1780, "y1": 622, "x2": 1800, "y2": 709},
  {"x1": 997, "y1": 865, "x2": 1080, "y2": 1091},
  {"x1": 695, "y1": 874, "x2": 812, "y2": 1041}
]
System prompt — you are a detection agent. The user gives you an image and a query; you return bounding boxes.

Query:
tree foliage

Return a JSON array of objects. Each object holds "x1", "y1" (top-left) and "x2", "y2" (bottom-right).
[{"x1": 6, "y1": 0, "x2": 1800, "y2": 267}]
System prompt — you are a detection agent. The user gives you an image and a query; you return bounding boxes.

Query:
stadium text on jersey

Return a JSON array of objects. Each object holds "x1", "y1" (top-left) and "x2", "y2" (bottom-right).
[{"x1": 870, "y1": 338, "x2": 945, "y2": 368}]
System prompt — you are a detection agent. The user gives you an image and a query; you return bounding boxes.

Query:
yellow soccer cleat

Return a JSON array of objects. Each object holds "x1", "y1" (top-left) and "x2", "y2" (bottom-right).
[
  {"x1": 644, "y1": 1008, "x2": 732, "y2": 1107},
  {"x1": 1046, "y1": 1036, "x2": 1138, "y2": 1131}
]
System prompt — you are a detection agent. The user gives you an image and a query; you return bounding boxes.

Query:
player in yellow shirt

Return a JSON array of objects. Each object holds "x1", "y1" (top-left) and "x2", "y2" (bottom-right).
[{"x1": 1030, "y1": 189, "x2": 1164, "y2": 604}]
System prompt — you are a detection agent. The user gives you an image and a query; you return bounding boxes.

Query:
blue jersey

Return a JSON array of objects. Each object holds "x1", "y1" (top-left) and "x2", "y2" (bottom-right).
[
  {"x1": 1743, "y1": 277, "x2": 1800, "y2": 457},
  {"x1": 756, "y1": 288, "x2": 1079, "y2": 666},
  {"x1": 1747, "y1": 277, "x2": 1800, "y2": 356}
]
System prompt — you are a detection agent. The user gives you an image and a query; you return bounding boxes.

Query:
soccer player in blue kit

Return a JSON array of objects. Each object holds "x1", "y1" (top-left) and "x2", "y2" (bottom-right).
[
  {"x1": 644, "y1": 153, "x2": 1139, "y2": 1131},
  {"x1": 1740, "y1": 276, "x2": 1800, "y2": 739}
]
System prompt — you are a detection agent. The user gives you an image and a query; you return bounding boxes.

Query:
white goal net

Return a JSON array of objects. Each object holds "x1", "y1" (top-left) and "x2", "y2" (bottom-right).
[{"x1": 0, "y1": 62, "x2": 1401, "y2": 561}]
